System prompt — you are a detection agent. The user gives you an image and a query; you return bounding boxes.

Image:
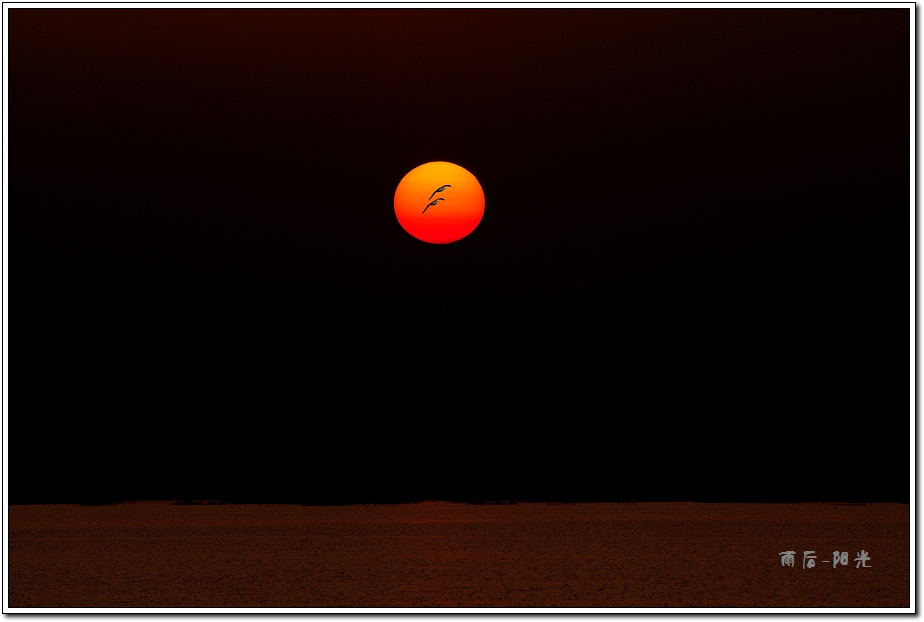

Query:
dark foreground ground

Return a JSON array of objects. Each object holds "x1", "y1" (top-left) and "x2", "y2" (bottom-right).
[{"x1": 8, "y1": 502, "x2": 909, "y2": 608}]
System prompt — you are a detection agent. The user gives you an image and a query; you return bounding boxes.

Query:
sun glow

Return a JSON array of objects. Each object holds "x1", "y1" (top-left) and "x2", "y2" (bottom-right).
[{"x1": 394, "y1": 162, "x2": 485, "y2": 244}]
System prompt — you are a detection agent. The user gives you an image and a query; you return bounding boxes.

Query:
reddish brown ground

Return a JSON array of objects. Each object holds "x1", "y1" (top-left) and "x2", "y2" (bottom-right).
[{"x1": 8, "y1": 502, "x2": 909, "y2": 608}]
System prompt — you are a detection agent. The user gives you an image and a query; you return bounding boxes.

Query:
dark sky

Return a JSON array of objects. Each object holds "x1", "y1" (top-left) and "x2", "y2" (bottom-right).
[{"x1": 12, "y1": 8, "x2": 911, "y2": 504}]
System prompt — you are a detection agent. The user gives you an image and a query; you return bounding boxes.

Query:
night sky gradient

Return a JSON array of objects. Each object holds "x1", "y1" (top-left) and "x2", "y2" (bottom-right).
[{"x1": 11, "y1": 8, "x2": 911, "y2": 504}]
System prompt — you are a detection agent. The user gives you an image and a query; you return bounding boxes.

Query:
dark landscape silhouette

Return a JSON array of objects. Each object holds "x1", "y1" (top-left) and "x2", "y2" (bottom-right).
[{"x1": 8, "y1": 501, "x2": 909, "y2": 607}]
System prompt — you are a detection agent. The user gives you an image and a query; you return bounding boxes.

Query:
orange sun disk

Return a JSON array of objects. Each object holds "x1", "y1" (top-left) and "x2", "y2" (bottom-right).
[{"x1": 394, "y1": 162, "x2": 485, "y2": 244}]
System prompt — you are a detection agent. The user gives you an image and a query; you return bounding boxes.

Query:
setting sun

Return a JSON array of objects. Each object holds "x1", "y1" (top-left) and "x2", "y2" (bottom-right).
[{"x1": 394, "y1": 162, "x2": 485, "y2": 244}]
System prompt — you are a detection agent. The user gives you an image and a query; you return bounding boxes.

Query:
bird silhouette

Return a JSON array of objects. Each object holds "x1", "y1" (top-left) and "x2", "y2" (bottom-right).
[
  {"x1": 422, "y1": 197, "x2": 445, "y2": 214},
  {"x1": 427, "y1": 185, "x2": 452, "y2": 201}
]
